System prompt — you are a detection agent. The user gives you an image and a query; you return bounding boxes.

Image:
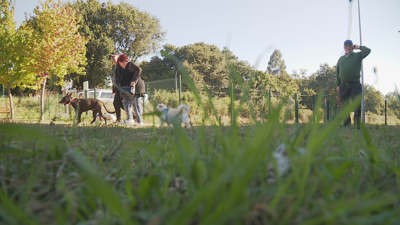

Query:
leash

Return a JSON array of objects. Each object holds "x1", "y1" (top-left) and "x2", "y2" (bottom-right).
[{"x1": 69, "y1": 97, "x2": 75, "y2": 105}]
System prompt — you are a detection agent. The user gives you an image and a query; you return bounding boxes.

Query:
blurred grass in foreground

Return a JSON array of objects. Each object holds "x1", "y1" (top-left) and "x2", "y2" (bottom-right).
[
  {"x1": 1, "y1": 110, "x2": 400, "y2": 224},
  {"x1": 1, "y1": 61, "x2": 400, "y2": 224}
]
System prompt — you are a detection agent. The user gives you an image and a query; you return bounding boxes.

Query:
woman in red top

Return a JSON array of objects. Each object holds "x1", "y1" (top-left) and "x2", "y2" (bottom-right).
[{"x1": 117, "y1": 54, "x2": 145, "y2": 126}]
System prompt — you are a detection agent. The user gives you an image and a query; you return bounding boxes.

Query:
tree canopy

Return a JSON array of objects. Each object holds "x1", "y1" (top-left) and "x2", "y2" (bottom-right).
[{"x1": 67, "y1": 0, "x2": 166, "y2": 88}]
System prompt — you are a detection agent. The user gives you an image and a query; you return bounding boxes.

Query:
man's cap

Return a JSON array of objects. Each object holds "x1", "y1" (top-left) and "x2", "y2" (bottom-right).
[
  {"x1": 110, "y1": 52, "x2": 119, "y2": 57},
  {"x1": 344, "y1": 40, "x2": 353, "y2": 46}
]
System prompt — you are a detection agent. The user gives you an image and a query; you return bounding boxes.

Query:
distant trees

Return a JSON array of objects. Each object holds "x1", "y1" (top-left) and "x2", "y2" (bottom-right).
[
  {"x1": 21, "y1": 0, "x2": 87, "y2": 121},
  {"x1": 364, "y1": 84, "x2": 384, "y2": 114},
  {"x1": 0, "y1": 0, "x2": 28, "y2": 119},
  {"x1": 267, "y1": 49, "x2": 287, "y2": 76},
  {"x1": 265, "y1": 49, "x2": 299, "y2": 95},
  {"x1": 141, "y1": 45, "x2": 302, "y2": 96},
  {"x1": 385, "y1": 92, "x2": 400, "y2": 119},
  {"x1": 141, "y1": 43, "x2": 229, "y2": 92},
  {"x1": 177, "y1": 43, "x2": 229, "y2": 91}
]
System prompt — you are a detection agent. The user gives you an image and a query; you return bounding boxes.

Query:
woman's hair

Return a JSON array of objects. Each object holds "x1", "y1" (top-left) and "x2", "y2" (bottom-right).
[{"x1": 117, "y1": 54, "x2": 129, "y2": 63}]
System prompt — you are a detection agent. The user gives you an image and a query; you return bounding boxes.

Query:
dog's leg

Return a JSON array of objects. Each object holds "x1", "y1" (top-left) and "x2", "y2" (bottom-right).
[
  {"x1": 91, "y1": 110, "x2": 97, "y2": 124},
  {"x1": 99, "y1": 111, "x2": 107, "y2": 126},
  {"x1": 77, "y1": 112, "x2": 82, "y2": 124},
  {"x1": 184, "y1": 116, "x2": 190, "y2": 128}
]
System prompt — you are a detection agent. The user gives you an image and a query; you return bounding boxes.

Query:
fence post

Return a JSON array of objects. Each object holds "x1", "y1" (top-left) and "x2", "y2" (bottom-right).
[
  {"x1": 385, "y1": 99, "x2": 387, "y2": 125},
  {"x1": 179, "y1": 75, "x2": 182, "y2": 105},
  {"x1": 312, "y1": 95, "x2": 315, "y2": 110},
  {"x1": 295, "y1": 93, "x2": 299, "y2": 123},
  {"x1": 269, "y1": 88, "x2": 272, "y2": 117},
  {"x1": 326, "y1": 95, "x2": 330, "y2": 121},
  {"x1": 312, "y1": 95, "x2": 315, "y2": 123},
  {"x1": 94, "y1": 88, "x2": 97, "y2": 99},
  {"x1": 85, "y1": 90, "x2": 88, "y2": 115}
]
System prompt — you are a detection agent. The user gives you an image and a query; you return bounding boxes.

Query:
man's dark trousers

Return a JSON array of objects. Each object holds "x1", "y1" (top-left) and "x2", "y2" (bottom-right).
[
  {"x1": 339, "y1": 81, "x2": 362, "y2": 128},
  {"x1": 113, "y1": 91, "x2": 123, "y2": 122}
]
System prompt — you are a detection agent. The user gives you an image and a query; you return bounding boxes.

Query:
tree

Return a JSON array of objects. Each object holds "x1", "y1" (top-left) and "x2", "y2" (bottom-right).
[
  {"x1": 222, "y1": 47, "x2": 254, "y2": 84},
  {"x1": 176, "y1": 42, "x2": 229, "y2": 91},
  {"x1": 106, "y1": 1, "x2": 166, "y2": 60},
  {"x1": 0, "y1": 0, "x2": 34, "y2": 119},
  {"x1": 267, "y1": 49, "x2": 287, "y2": 76},
  {"x1": 140, "y1": 56, "x2": 176, "y2": 81},
  {"x1": 364, "y1": 84, "x2": 384, "y2": 114},
  {"x1": 265, "y1": 49, "x2": 298, "y2": 95},
  {"x1": 143, "y1": 43, "x2": 230, "y2": 92},
  {"x1": 22, "y1": 0, "x2": 87, "y2": 121},
  {"x1": 252, "y1": 70, "x2": 279, "y2": 93},
  {"x1": 313, "y1": 63, "x2": 337, "y2": 96},
  {"x1": 67, "y1": 0, "x2": 166, "y2": 88}
]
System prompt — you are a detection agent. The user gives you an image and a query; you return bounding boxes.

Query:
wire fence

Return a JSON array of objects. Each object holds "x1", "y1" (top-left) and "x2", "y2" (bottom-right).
[{"x1": 1, "y1": 78, "x2": 399, "y2": 125}]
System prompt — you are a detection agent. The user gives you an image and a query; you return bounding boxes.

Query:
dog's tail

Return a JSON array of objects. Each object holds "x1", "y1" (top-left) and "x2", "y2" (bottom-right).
[
  {"x1": 178, "y1": 104, "x2": 190, "y2": 114},
  {"x1": 102, "y1": 104, "x2": 116, "y2": 114}
]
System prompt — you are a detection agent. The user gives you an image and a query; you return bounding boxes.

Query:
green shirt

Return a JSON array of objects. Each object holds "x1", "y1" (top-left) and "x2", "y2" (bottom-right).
[{"x1": 336, "y1": 46, "x2": 371, "y2": 86}]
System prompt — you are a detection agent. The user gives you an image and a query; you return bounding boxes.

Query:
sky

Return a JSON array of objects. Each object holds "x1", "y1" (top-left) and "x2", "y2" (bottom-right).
[{"x1": 13, "y1": 0, "x2": 400, "y2": 95}]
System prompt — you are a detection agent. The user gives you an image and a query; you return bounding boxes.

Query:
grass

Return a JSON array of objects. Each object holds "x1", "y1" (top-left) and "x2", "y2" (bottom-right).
[
  {"x1": 1, "y1": 99, "x2": 400, "y2": 224},
  {"x1": 1, "y1": 66, "x2": 400, "y2": 224}
]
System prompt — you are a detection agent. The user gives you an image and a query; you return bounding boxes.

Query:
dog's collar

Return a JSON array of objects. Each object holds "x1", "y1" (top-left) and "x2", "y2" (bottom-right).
[
  {"x1": 163, "y1": 108, "x2": 169, "y2": 122},
  {"x1": 69, "y1": 97, "x2": 75, "y2": 105}
]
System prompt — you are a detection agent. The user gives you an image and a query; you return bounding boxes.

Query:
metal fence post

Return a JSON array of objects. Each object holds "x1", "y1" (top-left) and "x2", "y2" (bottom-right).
[
  {"x1": 295, "y1": 93, "x2": 299, "y2": 123},
  {"x1": 179, "y1": 75, "x2": 182, "y2": 105},
  {"x1": 312, "y1": 95, "x2": 315, "y2": 111},
  {"x1": 312, "y1": 95, "x2": 315, "y2": 123},
  {"x1": 84, "y1": 90, "x2": 88, "y2": 115},
  {"x1": 385, "y1": 99, "x2": 387, "y2": 125},
  {"x1": 326, "y1": 95, "x2": 330, "y2": 121},
  {"x1": 269, "y1": 88, "x2": 272, "y2": 117}
]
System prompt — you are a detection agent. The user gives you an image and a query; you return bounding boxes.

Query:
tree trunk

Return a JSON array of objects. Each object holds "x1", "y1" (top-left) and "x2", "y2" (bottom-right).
[
  {"x1": 7, "y1": 85, "x2": 14, "y2": 120},
  {"x1": 40, "y1": 77, "x2": 47, "y2": 121}
]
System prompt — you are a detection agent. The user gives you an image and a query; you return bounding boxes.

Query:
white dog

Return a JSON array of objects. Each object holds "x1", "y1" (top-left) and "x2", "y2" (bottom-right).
[
  {"x1": 96, "y1": 113, "x2": 117, "y2": 123},
  {"x1": 156, "y1": 103, "x2": 190, "y2": 128}
]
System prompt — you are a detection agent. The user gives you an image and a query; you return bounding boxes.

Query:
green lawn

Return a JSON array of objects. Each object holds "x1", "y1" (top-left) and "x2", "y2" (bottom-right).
[{"x1": 1, "y1": 100, "x2": 400, "y2": 224}]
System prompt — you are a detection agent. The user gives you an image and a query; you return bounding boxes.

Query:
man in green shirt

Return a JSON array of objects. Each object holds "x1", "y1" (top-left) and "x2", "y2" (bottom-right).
[{"x1": 336, "y1": 40, "x2": 371, "y2": 129}]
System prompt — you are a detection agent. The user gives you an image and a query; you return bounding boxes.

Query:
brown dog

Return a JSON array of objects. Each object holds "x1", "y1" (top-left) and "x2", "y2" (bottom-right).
[{"x1": 59, "y1": 92, "x2": 115, "y2": 125}]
